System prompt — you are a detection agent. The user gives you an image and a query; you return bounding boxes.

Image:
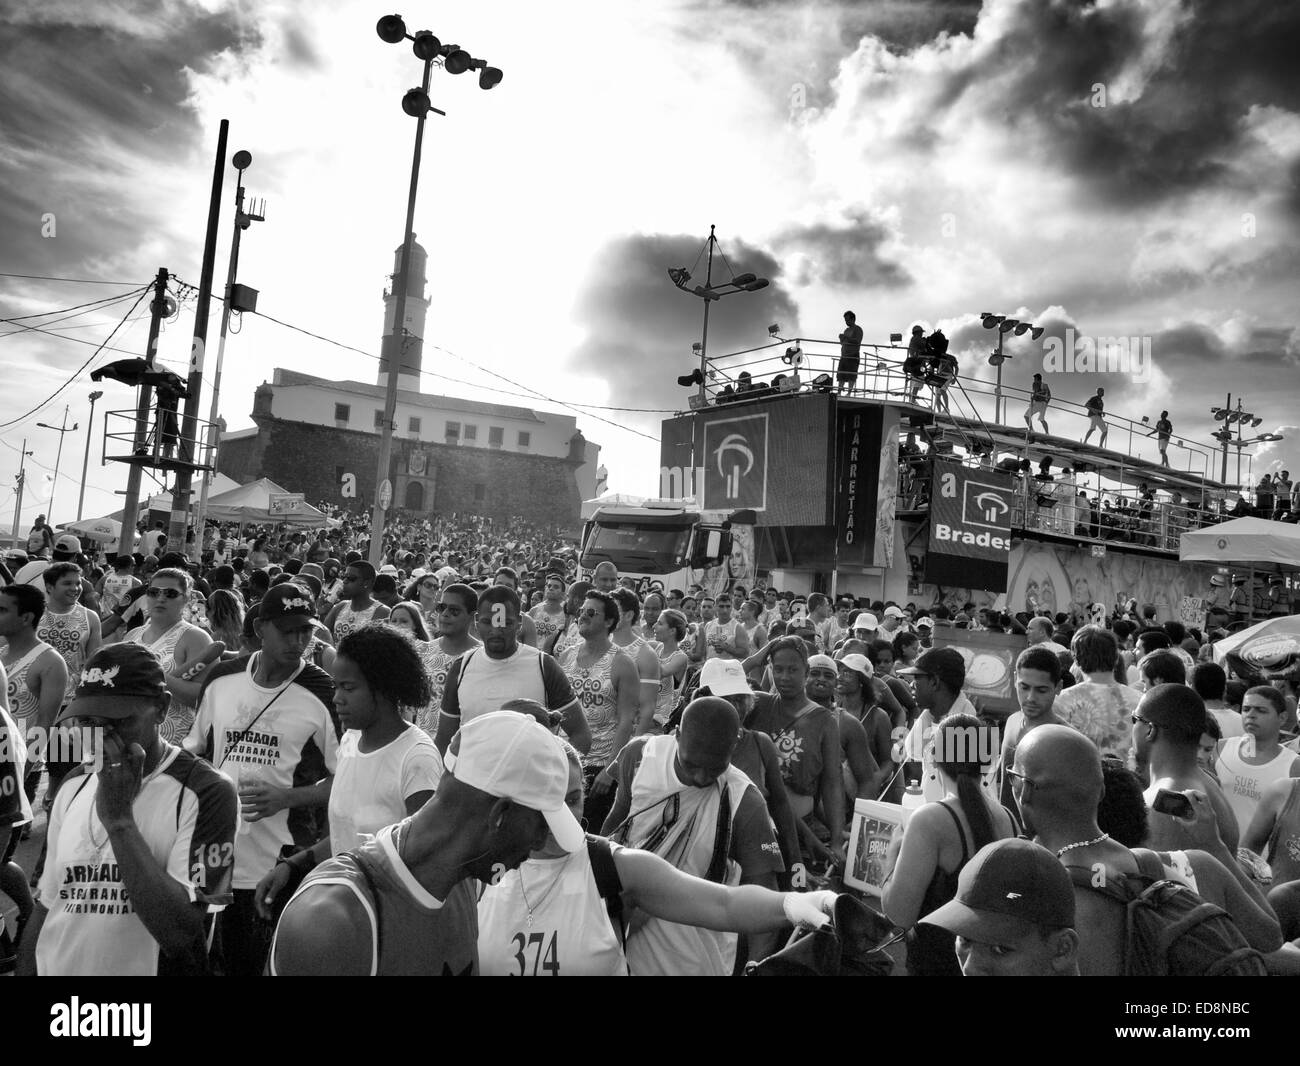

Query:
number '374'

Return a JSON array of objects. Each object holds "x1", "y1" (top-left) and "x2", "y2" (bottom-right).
[{"x1": 511, "y1": 931, "x2": 559, "y2": 976}]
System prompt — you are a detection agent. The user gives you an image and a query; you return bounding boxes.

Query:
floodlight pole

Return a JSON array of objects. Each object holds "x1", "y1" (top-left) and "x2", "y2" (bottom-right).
[{"x1": 369, "y1": 54, "x2": 436, "y2": 569}]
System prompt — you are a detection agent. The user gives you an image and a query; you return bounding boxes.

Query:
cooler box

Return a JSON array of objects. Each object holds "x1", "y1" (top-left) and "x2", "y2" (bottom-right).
[{"x1": 844, "y1": 799, "x2": 910, "y2": 898}]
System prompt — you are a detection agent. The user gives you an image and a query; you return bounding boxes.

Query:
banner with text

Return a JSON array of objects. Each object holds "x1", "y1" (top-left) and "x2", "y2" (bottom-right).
[
  {"x1": 835, "y1": 406, "x2": 891, "y2": 567},
  {"x1": 925, "y1": 462, "x2": 1014, "y2": 592}
]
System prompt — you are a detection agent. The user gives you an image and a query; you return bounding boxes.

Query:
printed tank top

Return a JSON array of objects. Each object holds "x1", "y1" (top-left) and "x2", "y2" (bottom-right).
[{"x1": 559, "y1": 645, "x2": 620, "y2": 768}]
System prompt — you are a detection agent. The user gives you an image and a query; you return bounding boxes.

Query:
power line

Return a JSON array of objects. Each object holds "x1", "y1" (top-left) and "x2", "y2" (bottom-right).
[
  {"x1": 0, "y1": 272, "x2": 142, "y2": 285},
  {"x1": 0, "y1": 286, "x2": 148, "y2": 326},
  {"x1": 243, "y1": 307, "x2": 672, "y2": 437},
  {"x1": 0, "y1": 288, "x2": 152, "y2": 431}
]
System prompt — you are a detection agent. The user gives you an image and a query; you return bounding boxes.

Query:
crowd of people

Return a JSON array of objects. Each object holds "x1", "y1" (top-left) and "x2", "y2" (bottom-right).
[{"x1": 2, "y1": 513, "x2": 1298, "y2": 977}]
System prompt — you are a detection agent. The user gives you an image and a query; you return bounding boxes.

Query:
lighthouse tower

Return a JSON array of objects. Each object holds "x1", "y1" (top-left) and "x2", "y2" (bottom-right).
[{"x1": 378, "y1": 237, "x2": 430, "y2": 393}]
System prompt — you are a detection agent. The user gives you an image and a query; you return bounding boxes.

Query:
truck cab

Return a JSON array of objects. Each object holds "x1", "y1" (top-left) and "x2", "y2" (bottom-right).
[{"x1": 579, "y1": 501, "x2": 752, "y2": 582}]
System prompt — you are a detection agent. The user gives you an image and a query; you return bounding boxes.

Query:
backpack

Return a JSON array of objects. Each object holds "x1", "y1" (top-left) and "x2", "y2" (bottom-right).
[
  {"x1": 926, "y1": 330, "x2": 948, "y2": 357},
  {"x1": 586, "y1": 834, "x2": 626, "y2": 946},
  {"x1": 1067, "y1": 848, "x2": 1267, "y2": 976}
]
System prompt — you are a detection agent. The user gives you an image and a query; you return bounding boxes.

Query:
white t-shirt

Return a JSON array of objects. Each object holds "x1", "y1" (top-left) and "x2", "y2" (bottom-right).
[
  {"x1": 329, "y1": 726, "x2": 443, "y2": 857},
  {"x1": 477, "y1": 843, "x2": 628, "y2": 976},
  {"x1": 36, "y1": 745, "x2": 236, "y2": 976},
  {"x1": 901, "y1": 694, "x2": 992, "y2": 804},
  {"x1": 441, "y1": 645, "x2": 575, "y2": 727},
  {"x1": 1215, "y1": 737, "x2": 1300, "y2": 838},
  {"x1": 185, "y1": 656, "x2": 339, "y2": 889}
]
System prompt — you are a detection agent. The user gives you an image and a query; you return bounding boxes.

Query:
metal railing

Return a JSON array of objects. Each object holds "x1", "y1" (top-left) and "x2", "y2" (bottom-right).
[
  {"x1": 895, "y1": 455, "x2": 1234, "y2": 556},
  {"x1": 700, "y1": 336, "x2": 1222, "y2": 482},
  {"x1": 103, "y1": 408, "x2": 218, "y2": 472}
]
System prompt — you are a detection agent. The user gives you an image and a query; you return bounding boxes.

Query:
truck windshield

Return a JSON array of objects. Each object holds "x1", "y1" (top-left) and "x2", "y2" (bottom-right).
[{"x1": 582, "y1": 524, "x2": 692, "y2": 572}]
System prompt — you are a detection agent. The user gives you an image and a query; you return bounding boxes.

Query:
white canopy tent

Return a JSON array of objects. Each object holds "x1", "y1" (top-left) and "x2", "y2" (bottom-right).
[
  {"x1": 1180, "y1": 516, "x2": 1300, "y2": 570},
  {"x1": 1181, "y1": 516, "x2": 1300, "y2": 624},
  {"x1": 204, "y1": 478, "x2": 336, "y2": 528}
]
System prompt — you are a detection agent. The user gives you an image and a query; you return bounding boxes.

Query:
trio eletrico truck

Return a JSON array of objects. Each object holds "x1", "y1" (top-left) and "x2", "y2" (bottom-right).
[{"x1": 577, "y1": 499, "x2": 757, "y2": 596}]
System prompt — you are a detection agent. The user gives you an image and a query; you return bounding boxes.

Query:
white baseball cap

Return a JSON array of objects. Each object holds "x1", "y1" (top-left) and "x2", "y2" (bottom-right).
[
  {"x1": 699, "y1": 658, "x2": 751, "y2": 697},
  {"x1": 851, "y1": 612, "x2": 879, "y2": 631},
  {"x1": 915, "y1": 617, "x2": 935, "y2": 630},
  {"x1": 884, "y1": 605, "x2": 907, "y2": 620},
  {"x1": 838, "y1": 652, "x2": 874, "y2": 678},
  {"x1": 444, "y1": 711, "x2": 583, "y2": 853}
]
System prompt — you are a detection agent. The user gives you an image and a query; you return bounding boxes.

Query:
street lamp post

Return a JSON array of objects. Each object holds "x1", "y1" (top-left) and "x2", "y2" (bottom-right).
[
  {"x1": 36, "y1": 405, "x2": 78, "y2": 524},
  {"x1": 669, "y1": 226, "x2": 770, "y2": 405},
  {"x1": 76, "y1": 390, "x2": 103, "y2": 521},
  {"x1": 980, "y1": 313, "x2": 1043, "y2": 425},
  {"x1": 367, "y1": 15, "x2": 501, "y2": 568},
  {"x1": 1210, "y1": 395, "x2": 1281, "y2": 489}
]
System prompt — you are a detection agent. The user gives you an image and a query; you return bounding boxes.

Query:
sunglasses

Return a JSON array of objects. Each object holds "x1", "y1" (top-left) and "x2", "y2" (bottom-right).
[
  {"x1": 577, "y1": 608, "x2": 601, "y2": 619},
  {"x1": 420, "y1": 582, "x2": 439, "y2": 590},
  {"x1": 147, "y1": 587, "x2": 184, "y2": 600},
  {"x1": 1131, "y1": 713, "x2": 1151, "y2": 726}
]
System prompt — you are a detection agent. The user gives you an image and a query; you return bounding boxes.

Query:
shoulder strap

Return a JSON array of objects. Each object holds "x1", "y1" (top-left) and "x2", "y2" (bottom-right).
[
  {"x1": 937, "y1": 800, "x2": 971, "y2": 863},
  {"x1": 704, "y1": 783, "x2": 734, "y2": 884},
  {"x1": 1132, "y1": 847, "x2": 1167, "y2": 882},
  {"x1": 174, "y1": 752, "x2": 198, "y2": 829},
  {"x1": 586, "y1": 834, "x2": 626, "y2": 947}
]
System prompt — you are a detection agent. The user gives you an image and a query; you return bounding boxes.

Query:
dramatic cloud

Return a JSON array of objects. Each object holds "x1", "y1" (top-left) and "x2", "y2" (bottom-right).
[{"x1": 567, "y1": 232, "x2": 800, "y2": 427}]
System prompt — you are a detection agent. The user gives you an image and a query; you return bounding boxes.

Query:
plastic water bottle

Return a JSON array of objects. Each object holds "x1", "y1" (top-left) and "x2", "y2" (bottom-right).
[{"x1": 901, "y1": 783, "x2": 924, "y2": 813}]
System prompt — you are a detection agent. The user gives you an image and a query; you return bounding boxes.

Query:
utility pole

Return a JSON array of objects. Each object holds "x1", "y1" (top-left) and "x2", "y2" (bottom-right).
[
  {"x1": 35, "y1": 406, "x2": 77, "y2": 524},
  {"x1": 77, "y1": 390, "x2": 104, "y2": 521},
  {"x1": 169, "y1": 119, "x2": 228, "y2": 553},
  {"x1": 114, "y1": 269, "x2": 171, "y2": 560},
  {"x1": 9, "y1": 438, "x2": 32, "y2": 547},
  {"x1": 194, "y1": 149, "x2": 265, "y2": 541}
]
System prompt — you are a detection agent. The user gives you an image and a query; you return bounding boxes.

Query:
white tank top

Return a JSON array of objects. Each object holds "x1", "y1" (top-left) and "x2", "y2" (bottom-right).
[
  {"x1": 704, "y1": 618, "x2": 741, "y2": 660},
  {"x1": 1216, "y1": 736, "x2": 1300, "y2": 837},
  {"x1": 476, "y1": 846, "x2": 627, "y2": 976},
  {"x1": 415, "y1": 641, "x2": 462, "y2": 734},
  {"x1": 560, "y1": 645, "x2": 620, "y2": 768},
  {"x1": 334, "y1": 602, "x2": 381, "y2": 641},
  {"x1": 3, "y1": 642, "x2": 54, "y2": 723},
  {"x1": 36, "y1": 603, "x2": 92, "y2": 704},
  {"x1": 125, "y1": 620, "x2": 198, "y2": 744}
]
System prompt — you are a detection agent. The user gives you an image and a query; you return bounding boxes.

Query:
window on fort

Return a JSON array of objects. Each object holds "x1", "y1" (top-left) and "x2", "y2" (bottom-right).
[
  {"x1": 446, "y1": 421, "x2": 460, "y2": 441},
  {"x1": 463, "y1": 424, "x2": 478, "y2": 442},
  {"x1": 408, "y1": 416, "x2": 421, "y2": 434},
  {"x1": 334, "y1": 403, "x2": 350, "y2": 423},
  {"x1": 374, "y1": 409, "x2": 384, "y2": 428},
  {"x1": 517, "y1": 431, "x2": 530, "y2": 449},
  {"x1": 489, "y1": 426, "x2": 504, "y2": 448},
  {"x1": 474, "y1": 483, "x2": 486, "y2": 502}
]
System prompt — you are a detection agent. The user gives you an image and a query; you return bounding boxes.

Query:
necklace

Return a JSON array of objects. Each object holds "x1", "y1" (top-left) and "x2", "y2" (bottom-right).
[
  {"x1": 1056, "y1": 832, "x2": 1109, "y2": 857},
  {"x1": 518, "y1": 859, "x2": 566, "y2": 928}
]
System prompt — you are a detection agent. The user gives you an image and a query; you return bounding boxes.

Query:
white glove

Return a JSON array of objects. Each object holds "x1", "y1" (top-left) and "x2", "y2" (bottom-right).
[{"x1": 782, "y1": 890, "x2": 837, "y2": 930}]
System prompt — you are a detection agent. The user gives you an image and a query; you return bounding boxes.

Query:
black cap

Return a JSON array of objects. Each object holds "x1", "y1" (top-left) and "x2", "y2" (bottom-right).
[
  {"x1": 57, "y1": 645, "x2": 167, "y2": 722},
  {"x1": 258, "y1": 583, "x2": 317, "y2": 627}
]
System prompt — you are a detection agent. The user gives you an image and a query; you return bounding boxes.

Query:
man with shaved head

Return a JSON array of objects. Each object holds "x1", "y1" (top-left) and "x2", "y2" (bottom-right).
[
  {"x1": 591, "y1": 561, "x2": 619, "y2": 594},
  {"x1": 602, "y1": 697, "x2": 785, "y2": 975},
  {"x1": 1132, "y1": 684, "x2": 1239, "y2": 853},
  {"x1": 1011, "y1": 725, "x2": 1141, "y2": 975}
]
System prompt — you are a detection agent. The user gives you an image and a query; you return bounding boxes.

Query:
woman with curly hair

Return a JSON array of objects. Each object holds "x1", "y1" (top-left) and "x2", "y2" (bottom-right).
[{"x1": 254, "y1": 622, "x2": 444, "y2": 919}]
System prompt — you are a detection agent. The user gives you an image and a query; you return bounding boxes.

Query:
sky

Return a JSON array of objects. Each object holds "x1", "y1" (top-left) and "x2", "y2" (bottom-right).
[{"x1": 2, "y1": 0, "x2": 1298, "y2": 535}]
